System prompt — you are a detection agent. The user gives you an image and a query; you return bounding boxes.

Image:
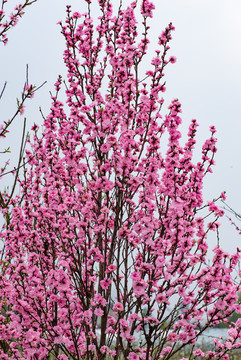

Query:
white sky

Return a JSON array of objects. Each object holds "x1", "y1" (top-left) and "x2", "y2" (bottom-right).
[{"x1": 1, "y1": 0, "x2": 241, "y2": 253}]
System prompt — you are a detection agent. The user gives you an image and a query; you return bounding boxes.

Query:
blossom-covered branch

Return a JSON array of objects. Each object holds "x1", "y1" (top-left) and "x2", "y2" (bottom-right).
[{"x1": 0, "y1": 0, "x2": 38, "y2": 45}]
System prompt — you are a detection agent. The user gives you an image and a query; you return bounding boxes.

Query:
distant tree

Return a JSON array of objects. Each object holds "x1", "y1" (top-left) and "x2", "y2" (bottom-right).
[{"x1": 1, "y1": 1, "x2": 241, "y2": 360}]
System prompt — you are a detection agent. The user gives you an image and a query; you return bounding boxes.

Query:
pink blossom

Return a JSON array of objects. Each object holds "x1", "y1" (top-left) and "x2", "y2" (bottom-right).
[
  {"x1": 133, "y1": 279, "x2": 147, "y2": 297},
  {"x1": 113, "y1": 302, "x2": 124, "y2": 312},
  {"x1": 109, "y1": 350, "x2": 116, "y2": 356},
  {"x1": 100, "y1": 345, "x2": 108, "y2": 354},
  {"x1": 193, "y1": 349, "x2": 204, "y2": 357},
  {"x1": 209, "y1": 125, "x2": 216, "y2": 133},
  {"x1": 140, "y1": 0, "x2": 155, "y2": 18},
  {"x1": 72, "y1": 12, "x2": 81, "y2": 19},
  {"x1": 105, "y1": 264, "x2": 116, "y2": 273},
  {"x1": 169, "y1": 56, "x2": 177, "y2": 63},
  {"x1": 107, "y1": 135, "x2": 116, "y2": 144},
  {"x1": 221, "y1": 191, "x2": 227, "y2": 201},
  {"x1": 130, "y1": 271, "x2": 140, "y2": 281},
  {"x1": 100, "y1": 278, "x2": 111, "y2": 290},
  {"x1": 94, "y1": 308, "x2": 104, "y2": 317},
  {"x1": 227, "y1": 328, "x2": 238, "y2": 340},
  {"x1": 19, "y1": 104, "x2": 25, "y2": 115},
  {"x1": 101, "y1": 143, "x2": 111, "y2": 153},
  {"x1": 128, "y1": 352, "x2": 140, "y2": 360},
  {"x1": 94, "y1": 293, "x2": 107, "y2": 306},
  {"x1": 161, "y1": 346, "x2": 172, "y2": 355},
  {"x1": 151, "y1": 57, "x2": 161, "y2": 66}
]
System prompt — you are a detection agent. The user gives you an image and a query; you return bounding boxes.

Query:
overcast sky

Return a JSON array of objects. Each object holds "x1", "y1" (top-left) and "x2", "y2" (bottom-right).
[{"x1": 1, "y1": 0, "x2": 241, "y2": 253}]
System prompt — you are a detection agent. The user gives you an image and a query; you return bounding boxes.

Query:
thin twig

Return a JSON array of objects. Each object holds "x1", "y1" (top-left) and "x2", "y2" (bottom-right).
[{"x1": 0, "y1": 81, "x2": 7, "y2": 100}]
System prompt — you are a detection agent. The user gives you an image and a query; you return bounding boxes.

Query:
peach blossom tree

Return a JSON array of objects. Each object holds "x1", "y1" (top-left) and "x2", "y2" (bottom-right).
[{"x1": 1, "y1": 1, "x2": 241, "y2": 360}]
